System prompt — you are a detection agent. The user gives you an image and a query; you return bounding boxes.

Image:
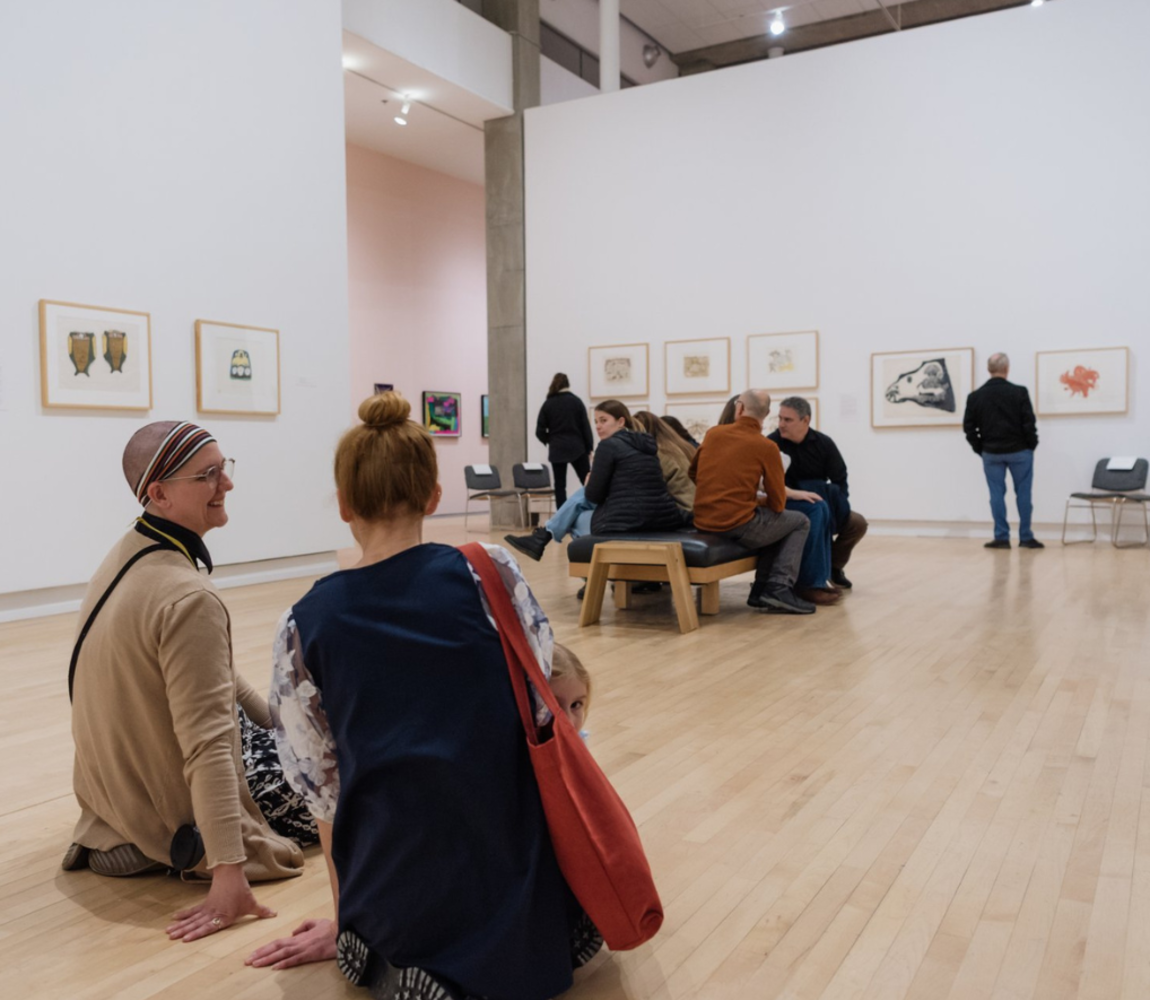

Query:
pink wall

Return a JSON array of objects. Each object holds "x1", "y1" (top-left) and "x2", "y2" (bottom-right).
[{"x1": 346, "y1": 143, "x2": 489, "y2": 514}]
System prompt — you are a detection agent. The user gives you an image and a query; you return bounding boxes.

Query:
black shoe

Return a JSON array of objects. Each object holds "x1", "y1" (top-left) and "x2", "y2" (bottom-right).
[
  {"x1": 830, "y1": 568, "x2": 853, "y2": 590},
  {"x1": 1019, "y1": 538, "x2": 1045, "y2": 549},
  {"x1": 984, "y1": 539, "x2": 1011, "y2": 549},
  {"x1": 577, "y1": 585, "x2": 586, "y2": 600},
  {"x1": 748, "y1": 586, "x2": 816, "y2": 614},
  {"x1": 504, "y1": 528, "x2": 551, "y2": 562},
  {"x1": 632, "y1": 581, "x2": 663, "y2": 594}
]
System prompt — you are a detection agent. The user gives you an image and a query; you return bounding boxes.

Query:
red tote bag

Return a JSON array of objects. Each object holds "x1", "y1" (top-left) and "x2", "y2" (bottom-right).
[{"x1": 461, "y1": 542, "x2": 664, "y2": 951}]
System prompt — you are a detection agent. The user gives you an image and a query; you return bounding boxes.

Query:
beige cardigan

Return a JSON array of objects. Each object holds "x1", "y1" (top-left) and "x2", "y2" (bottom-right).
[{"x1": 70, "y1": 526, "x2": 303, "y2": 880}]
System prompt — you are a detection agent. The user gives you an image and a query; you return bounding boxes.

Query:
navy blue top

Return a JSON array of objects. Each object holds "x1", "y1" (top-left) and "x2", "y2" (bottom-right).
[{"x1": 292, "y1": 543, "x2": 575, "y2": 1000}]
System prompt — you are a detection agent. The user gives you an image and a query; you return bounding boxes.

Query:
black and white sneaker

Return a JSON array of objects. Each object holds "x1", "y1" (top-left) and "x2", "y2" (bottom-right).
[{"x1": 748, "y1": 586, "x2": 816, "y2": 615}]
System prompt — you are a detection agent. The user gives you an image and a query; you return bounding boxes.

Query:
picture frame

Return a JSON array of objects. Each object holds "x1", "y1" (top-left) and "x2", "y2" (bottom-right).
[
  {"x1": 588, "y1": 343, "x2": 649, "y2": 399},
  {"x1": 766, "y1": 396, "x2": 819, "y2": 436},
  {"x1": 373, "y1": 382, "x2": 394, "y2": 395},
  {"x1": 481, "y1": 394, "x2": 490, "y2": 438},
  {"x1": 39, "y1": 299, "x2": 153, "y2": 410},
  {"x1": 870, "y1": 348, "x2": 974, "y2": 428},
  {"x1": 195, "y1": 320, "x2": 280, "y2": 416},
  {"x1": 1035, "y1": 347, "x2": 1129, "y2": 416},
  {"x1": 747, "y1": 331, "x2": 819, "y2": 390},
  {"x1": 663, "y1": 400, "x2": 728, "y2": 444},
  {"x1": 422, "y1": 391, "x2": 461, "y2": 436},
  {"x1": 664, "y1": 337, "x2": 731, "y2": 396}
]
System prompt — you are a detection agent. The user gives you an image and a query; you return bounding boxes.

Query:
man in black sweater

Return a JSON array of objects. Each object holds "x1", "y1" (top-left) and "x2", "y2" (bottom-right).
[
  {"x1": 963, "y1": 353, "x2": 1042, "y2": 549},
  {"x1": 768, "y1": 397, "x2": 867, "y2": 589}
]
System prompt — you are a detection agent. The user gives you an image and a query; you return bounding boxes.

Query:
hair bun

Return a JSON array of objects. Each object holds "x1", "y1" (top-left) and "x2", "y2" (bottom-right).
[{"x1": 359, "y1": 391, "x2": 411, "y2": 429}]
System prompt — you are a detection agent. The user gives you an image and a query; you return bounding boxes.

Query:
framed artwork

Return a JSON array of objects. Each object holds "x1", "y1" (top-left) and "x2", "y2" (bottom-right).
[
  {"x1": 747, "y1": 331, "x2": 819, "y2": 390},
  {"x1": 195, "y1": 320, "x2": 280, "y2": 416},
  {"x1": 481, "y1": 394, "x2": 490, "y2": 438},
  {"x1": 665, "y1": 337, "x2": 731, "y2": 396},
  {"x1": 871, "y1": 348, "x2": 974, "y2": 428},
  {"x1": 1035, "y1": 347, "x2": 1129, "y2": 416},
  {"x1": 373, "y1": 382, "x2": 394, "y2": 395},
  {"x1": 588, "y1": 343, "x2": 649, "y2": 399},
  {"x1": 664, "y1": 400, "x2": 728, "y2": 444},
  {"x1": 766, "y1": 396, "x2": 819, "y2": 435},
  {"x1": 39, "y1": 299, "x2": 153, "y2": 410},
  {"x1": 422, "y1": 391, "x2": 461, "y2": 436}
]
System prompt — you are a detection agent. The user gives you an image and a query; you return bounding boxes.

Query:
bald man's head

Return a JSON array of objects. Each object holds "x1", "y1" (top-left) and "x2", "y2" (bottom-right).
[{"x1": 739, "y1": 389, "x2": 771, "y2": 421}]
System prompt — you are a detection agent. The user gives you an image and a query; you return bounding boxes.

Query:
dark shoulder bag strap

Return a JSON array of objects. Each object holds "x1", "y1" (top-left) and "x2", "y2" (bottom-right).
[{"x1": 68, "y1": 543, "x2": 166, "y2": 703}]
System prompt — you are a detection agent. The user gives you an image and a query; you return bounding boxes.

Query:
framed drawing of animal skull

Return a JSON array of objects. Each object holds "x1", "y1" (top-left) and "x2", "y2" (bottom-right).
[
  {"x1": 1035, "y1": 347, "x2": 1128, "y2": 416},
  {"x1": 870, "y1": 348, "x2": 974, "y2": 428}
]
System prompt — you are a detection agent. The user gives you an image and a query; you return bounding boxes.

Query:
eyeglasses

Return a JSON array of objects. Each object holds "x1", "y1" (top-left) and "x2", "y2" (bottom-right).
[{"x1": 163, "y1": 458, "x2": 236, "y2": 487}]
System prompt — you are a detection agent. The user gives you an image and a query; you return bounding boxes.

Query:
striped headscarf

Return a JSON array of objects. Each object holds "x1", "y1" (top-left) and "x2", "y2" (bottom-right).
[{"x1": 127, "y1": 421, "x2": 217, "y2": 506}]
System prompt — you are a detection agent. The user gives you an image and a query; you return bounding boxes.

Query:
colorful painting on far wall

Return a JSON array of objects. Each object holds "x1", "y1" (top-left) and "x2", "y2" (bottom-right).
[
  {"x1": 870, "y1": 348, "x2": 974, "y2": 428},
  {"x1": 481, "y1": 394, "x2": 490, "y2": 438},
  {"x1": 422, "y1": 391, "x2": 461, "y2": 436},
  {"x1": 1035, "y1": 347, "x2": 1129, "y2": 416}
]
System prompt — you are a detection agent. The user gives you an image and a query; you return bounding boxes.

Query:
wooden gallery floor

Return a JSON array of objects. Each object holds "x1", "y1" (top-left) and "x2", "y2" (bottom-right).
[{"x1": 3, "y1": 521, "x2": 1150, "y2": 1000}]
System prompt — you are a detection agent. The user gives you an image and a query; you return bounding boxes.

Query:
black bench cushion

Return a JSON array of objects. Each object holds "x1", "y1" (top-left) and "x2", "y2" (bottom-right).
[{"x1": 566, "y1": 531, "x2": 751, "y2": 569}]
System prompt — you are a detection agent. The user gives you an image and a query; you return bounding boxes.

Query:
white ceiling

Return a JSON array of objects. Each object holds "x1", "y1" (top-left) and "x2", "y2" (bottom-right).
[
  {"x1": 342, "y1": 30, "x2": 509, "y2": 186},
  {"x1": 621, "y1": 0, "x2": 929, "y2": 52}
]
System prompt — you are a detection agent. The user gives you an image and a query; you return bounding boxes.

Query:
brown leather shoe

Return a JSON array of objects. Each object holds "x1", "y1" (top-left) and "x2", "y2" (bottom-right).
[{"x1": 798, "y1": 587, "x2": 841, "y2": 606}]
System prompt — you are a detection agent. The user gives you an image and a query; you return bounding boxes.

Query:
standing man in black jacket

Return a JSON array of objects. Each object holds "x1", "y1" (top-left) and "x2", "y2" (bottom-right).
[
  {"x1": 535, "y1": 373, "x2": 595, "y2": 507},
  {"x1": 963, "y1": 353, "x2": 1042, "y2": 550}
]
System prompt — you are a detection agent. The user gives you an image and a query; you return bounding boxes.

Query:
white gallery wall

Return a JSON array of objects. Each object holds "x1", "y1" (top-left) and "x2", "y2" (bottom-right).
[
  {"x1": 0, "y1": 0, "x2": 352, "y2": 600},
  {"x1": 524, "y1": 0, "x2": 1150, "y2": 531}
]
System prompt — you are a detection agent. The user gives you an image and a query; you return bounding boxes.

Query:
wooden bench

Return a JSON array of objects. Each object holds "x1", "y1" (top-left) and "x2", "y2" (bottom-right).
[{"x1": 567, "y1": 533, "x2": 759, "y2": 634}]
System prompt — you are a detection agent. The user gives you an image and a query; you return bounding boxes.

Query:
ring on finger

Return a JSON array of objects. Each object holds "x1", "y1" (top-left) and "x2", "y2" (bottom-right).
[{"x1": 211, "y1": 916, "x2": 222, "y2": 929}]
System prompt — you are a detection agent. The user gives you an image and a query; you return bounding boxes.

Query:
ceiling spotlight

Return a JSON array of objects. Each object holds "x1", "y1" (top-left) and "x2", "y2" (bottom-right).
[
  {"x1": 394, "y1": 96, "x2": 412, "y2": 126},
  {"x1": 642, "y1": 43, "x2": 661, "y2": 68},
  {"x1": 769, "y1": 13, "x2": 785, "y2": 36},
  {"x1": 401, "y1": 101, "x2": 411, "y2": 115},
  {"x1": 1030, "y1": 0, "x2": 1045, "y2": 5}
]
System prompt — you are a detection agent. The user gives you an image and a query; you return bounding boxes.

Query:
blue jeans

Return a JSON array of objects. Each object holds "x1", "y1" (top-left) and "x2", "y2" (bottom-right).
[
  {"x1": 546, "y1": 488, "x2": 596, "y2": 542},
  {"x1": 982, "y1": 450, "x2": 1034, "y2": 541},
  {"x1": 786, "y1": 497, "x2": 833, "y2": 590}
]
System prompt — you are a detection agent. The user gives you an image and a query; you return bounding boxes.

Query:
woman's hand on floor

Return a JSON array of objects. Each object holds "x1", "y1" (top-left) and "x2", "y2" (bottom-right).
[
  {"x1": 166, "y1": 862, "x2": 276, "y2": 942},
  {"x1": 245, "y1": 917, "x2": 338, "y2": 969}
]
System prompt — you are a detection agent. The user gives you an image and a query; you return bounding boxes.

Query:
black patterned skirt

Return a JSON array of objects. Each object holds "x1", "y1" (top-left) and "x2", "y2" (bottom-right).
[{"x1": 238, "y1": 707, "x2": 319, "y2": 848}]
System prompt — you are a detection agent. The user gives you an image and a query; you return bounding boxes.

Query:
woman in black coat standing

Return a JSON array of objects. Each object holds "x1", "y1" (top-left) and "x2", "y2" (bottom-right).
[{"x1": 535, "y1": 373, "x2": 595, "y2": 507}]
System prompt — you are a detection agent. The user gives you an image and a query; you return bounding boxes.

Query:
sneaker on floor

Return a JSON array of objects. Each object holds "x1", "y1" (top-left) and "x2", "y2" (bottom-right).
[
  {"x1": 503, "y1": 527, "x2": 551, "y2": 562},
  {"x1": 798, "y1": 587, "x2": 841, "y2": 606},
  {"x1": 576, "y1": 585, "x2": 586, "y2": 601},
  {"x1": 61, "y1": 842, "x2": 90, "y2": 871},
  {"x1": 830, "y1": 568, "x2": 853, "y2": 589},
  {"x1": 1019, "y1": 538, "x2": 1045, "y2": 549},
  {"x1": 984, "y1": 539, "x2": 1011, "y2": 549},
  {"x1": 748, "y1": 586, "x2": 816, "y2": 615},
  {"x1": 88, "y1": 843, "x2": 167, "y2": 877}
]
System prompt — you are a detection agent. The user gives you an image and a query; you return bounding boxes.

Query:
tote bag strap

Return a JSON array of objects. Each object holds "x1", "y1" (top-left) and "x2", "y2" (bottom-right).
[{"x1": 459, "y1": 542, "x2": 564, "y2": 743}]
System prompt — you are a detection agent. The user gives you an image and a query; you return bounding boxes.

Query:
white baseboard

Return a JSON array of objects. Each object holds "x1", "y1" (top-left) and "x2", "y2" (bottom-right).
[{"x1": 0, "y1": 551, "x2": 339, "y2": 624}]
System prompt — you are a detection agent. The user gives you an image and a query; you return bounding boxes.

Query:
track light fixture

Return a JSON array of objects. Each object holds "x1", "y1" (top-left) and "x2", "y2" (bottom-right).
[
  {"x1": 394, "y1": 95, "x2": 412, "y2": 127},
  {"x1": 769, "y1": 12, "x2": 786, "y2": 36},
  {"x1": 1030, "y1": 0, "x2": 1045, "y2": 6}
]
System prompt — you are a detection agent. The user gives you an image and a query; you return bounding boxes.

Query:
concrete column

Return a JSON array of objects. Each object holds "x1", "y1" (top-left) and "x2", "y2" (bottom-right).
[
  {"x1": 599, "y1": 0, "x2": 620, "y2": 92},
  {"x1": 485, "y1": 0, "x2": 539, "y2": 527}
]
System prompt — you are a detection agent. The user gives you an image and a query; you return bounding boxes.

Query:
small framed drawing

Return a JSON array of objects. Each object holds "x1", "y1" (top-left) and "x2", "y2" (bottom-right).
[
  {"x1": 747, "y1": 331, "x2": 819, "y2": 390},
  {"x1": 373, "y1": 382, "x2": 394, "y2": 395},
  {"x1": 664, "y1": 400, "x2": 728, "y2": 444},
  {"x1": 481, "y1": 394, "x2": 490, "y2": 438},
  {"x1": 588, "y1": 343, "x2": 649, "y2": 399},
  {"x1": 423, "y1": 391, "x2": 461, "y2": 436},
  {"x1": 1035, "y1": 347, "x2": 1129, "y2": 416},
  {"x1": 39, "y1": 299, "x2": 153, "y2": 410},
  {"x1": 195, "y1": 320, "x2": 280, "y2": 415},
  {"x1": 871, "y1": 348, "x2": 974, "y2": 428},
  {"x1": 665, "y1": 338, "x2": 730, "y2": 396},
  {"x1": 766, "y1": 396, "x2": 819, "y2": 436}
]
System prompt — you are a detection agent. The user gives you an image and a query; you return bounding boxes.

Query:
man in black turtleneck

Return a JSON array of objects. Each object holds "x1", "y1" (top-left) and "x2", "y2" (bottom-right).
[{"x1": 963, "y1": 352, "x2": 1042, "y2": 550}]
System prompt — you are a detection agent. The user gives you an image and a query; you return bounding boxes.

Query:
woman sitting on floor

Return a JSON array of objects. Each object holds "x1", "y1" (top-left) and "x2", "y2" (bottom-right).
[
  {"x1": 247, "y1": 392, "x2": 599, "y2": 999},
  {"x1": 504, "y1": 399, "x2": 686, "y2": 563}
]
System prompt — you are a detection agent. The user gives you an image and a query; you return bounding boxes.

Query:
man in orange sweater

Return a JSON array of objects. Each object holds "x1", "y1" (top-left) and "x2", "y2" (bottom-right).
[{"x1": 689, "y1": 390, "x2": 814, "y2": 614}]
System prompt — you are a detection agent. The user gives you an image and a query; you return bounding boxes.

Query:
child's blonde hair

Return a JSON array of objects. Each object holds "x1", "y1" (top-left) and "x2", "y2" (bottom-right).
[{"x1": 551, "y1": 643, "x2": 592, "y2": 721}]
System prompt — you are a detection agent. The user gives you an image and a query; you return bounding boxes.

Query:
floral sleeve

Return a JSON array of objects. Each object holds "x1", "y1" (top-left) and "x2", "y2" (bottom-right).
[
  {"x1": 468, "y1": 543, "x2": 554, "y2": 727},
  {"x1": 269, "y1": 608, "x2": 340, "y2": 824}
]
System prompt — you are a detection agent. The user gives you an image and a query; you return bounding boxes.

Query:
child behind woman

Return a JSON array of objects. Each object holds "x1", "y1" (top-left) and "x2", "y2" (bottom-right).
[{"x1": 549, "y1": 643, "x2": 592, "y2": 741}]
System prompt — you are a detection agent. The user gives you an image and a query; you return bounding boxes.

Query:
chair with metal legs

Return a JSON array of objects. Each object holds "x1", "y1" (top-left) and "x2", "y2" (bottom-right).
[
  {"x1": 1062, "y1": 457, "x2": 1150, "y2": 547},
  {"x1": 512, "y1": 463, "x2": 555, "y2": 526},
  {"x1": 463, "y1": 466, "x2": 523, "y2": 533}
]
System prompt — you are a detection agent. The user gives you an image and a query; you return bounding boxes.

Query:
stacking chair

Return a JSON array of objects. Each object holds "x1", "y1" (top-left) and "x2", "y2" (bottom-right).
[
  {"x1": 1062, "y1": 457, "x2": 1150, "y2": 547},
  {"x1": 463, "y1": 466, "x2": 522, "y2": 533},
  {"x1": 512, "y1": 463, "x2": 555, "y2": 525}
]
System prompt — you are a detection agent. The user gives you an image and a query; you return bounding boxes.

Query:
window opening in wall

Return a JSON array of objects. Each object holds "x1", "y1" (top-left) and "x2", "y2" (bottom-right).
[{"x1": 539, "y1": 22, "x2": 635, "y2": 90}]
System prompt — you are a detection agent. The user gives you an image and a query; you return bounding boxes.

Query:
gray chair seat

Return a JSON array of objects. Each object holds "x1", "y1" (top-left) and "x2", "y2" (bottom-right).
[{"x1": 566, "y1": 531, "x2": 751, "y2": 568}]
